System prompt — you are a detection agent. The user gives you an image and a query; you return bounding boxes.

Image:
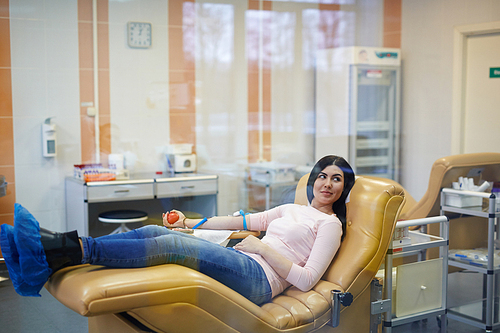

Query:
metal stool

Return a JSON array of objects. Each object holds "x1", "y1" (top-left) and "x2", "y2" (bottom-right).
[{"x1": 98, "y1": 210, "x2": 148, "y2": 235}]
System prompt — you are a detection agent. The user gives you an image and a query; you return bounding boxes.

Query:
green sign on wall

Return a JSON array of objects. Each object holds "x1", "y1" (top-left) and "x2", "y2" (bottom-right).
[{"x1": 490, "y1": 67, "x2": 500, "y2": 78}]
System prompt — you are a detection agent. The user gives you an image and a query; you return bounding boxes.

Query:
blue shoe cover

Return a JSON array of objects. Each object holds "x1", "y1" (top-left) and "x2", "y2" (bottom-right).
[
  {"x1": 12, "y1": 203, "x2": 51, "y2": 296},
  {"x1": 0, "y1": 223, "x2": 43, "y2": 296}
]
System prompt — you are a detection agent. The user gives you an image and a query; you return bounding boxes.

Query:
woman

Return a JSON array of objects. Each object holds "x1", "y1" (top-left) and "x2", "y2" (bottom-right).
[{"x1": 0, "y1": 155, "x2": 355, "y2": 305}]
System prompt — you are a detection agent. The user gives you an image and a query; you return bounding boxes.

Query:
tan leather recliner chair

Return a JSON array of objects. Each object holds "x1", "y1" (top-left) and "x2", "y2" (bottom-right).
[
  {"x1": 399, "y1": 152, "x2": 500, "y2": 259},
  {"x1": 45, "y1": 174, "x2": 405, "y2": 333}
]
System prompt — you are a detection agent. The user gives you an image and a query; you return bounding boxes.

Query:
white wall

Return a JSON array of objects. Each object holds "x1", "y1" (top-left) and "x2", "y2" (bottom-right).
[
  {"x1": 11, "y1": 0, "x2": 81, "y2": 231},
  {"x1": 108, "y1": 0, "x2": 170, "y2": 173},
  {"x1": 400, "y1": 0, "x2": 500, "y2": 201}
]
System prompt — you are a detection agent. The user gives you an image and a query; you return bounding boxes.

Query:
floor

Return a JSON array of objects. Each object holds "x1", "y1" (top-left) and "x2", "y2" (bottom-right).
[{"x1": 0, "y1": 262, "x2": 498, "y2": 333}]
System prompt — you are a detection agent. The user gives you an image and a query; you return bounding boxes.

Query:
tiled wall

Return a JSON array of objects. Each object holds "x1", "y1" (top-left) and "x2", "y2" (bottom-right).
[
  {"x1": 0, "y1": 0, "x2": 14, "y2": 237},
  {"x1": 0, "y1": 0, "x2": 402, "y2": 257},
  {"x1": 78, "y1": 0, "x2": 111, "y2": 164}
]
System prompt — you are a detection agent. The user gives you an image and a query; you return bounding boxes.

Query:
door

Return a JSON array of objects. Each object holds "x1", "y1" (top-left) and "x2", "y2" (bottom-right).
[{"x1": 463, "y1": 32, "x2": 500, "y2": 153}]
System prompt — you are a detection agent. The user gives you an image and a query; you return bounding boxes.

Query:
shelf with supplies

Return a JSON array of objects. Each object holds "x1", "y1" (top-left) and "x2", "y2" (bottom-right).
[
  {"x1": 440, "y1": 188, "x2": 500, "y2": 332},
  {"x1": 380, "y1": 216, "x2": 449, "y2": 333}
]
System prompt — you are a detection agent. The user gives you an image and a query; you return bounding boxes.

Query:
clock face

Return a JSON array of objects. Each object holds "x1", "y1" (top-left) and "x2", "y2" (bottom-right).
[{"x1": 128, "y1": 22, "x2": 152, "y2": 48}]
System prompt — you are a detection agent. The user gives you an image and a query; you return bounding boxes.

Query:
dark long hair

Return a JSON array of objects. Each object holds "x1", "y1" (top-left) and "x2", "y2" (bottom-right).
[{"x1": 306, "y1": 155, "x2": 355, "y2": 241}]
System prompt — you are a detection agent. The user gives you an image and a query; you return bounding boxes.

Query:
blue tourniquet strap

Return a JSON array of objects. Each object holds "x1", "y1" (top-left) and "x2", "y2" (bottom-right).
[
  {"x1": 192, "y1": 217, "x2": 208, "y2": 230},
  {"x1": 239, "y1": 209, "x2": 248, "y2": 231}
]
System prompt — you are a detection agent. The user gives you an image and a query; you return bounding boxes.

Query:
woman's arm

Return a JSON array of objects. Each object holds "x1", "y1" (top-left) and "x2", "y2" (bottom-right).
[
  {"x1": 233, "y1": 235, "x2": 293, "y2": 279},
  {"x1": 163, "y1": 205, "x2": 285, "y2": 230},
  {"x1": 185, "y1": 215, "x2": 245, "y2": 230},
  {"x1": 286, "y1": 222, "x2": 341, "y2": 291},
  {"x1": 163, "y1": 210, "x2": 245, "y2": 230}
]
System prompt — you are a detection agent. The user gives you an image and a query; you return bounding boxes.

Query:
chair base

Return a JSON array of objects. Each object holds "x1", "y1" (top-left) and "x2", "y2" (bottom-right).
[{"x1": 109, "y1": 223, "x2": 131, "y2": 235}]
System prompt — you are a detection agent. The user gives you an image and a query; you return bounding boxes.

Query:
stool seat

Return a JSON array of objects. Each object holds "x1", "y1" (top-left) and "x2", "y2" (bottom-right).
[{"x1": 98, "y1": 210, "x2": 148, "y2": 234}]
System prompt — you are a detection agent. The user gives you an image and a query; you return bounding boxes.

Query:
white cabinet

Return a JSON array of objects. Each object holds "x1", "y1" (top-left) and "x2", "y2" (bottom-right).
[
  {"x1": 65, "y1": 174, "x2": 218, "y2": 237},
  {"x1": 382, "y1": 216, "x2": 449, "y2": 333}
]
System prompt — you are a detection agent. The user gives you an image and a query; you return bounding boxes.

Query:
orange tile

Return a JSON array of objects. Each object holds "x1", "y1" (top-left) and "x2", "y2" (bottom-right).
[
  {"x1": 319, "y1": 4, "x2": 340, "y2": 11},
  {"x1": 98, "y1": 22, "x2": 109, "y2": 69},
  {"x1": 183, "y1": 25, "x2": 195, "y2": 70},
  {"x1": 169, "y1": 112, "x2": 196, "y2": 145},
  {"x1": 262, "y1": 71, "x2": 271, "y2": 112},
  {"x1": 247, "y1": 72, "x2": 259, "y2": 113},
  {"x1": 384, "y1": 32, "x2": 401, "y2": 48},
  {"x1": 248, "y1": 0, "x2": 259, "y2": 10},
  {"x1": 248, "y1": 0, "x2": 272, "y2": 11},
  {"x1": 169, "y1": 27, "x2": 186, "y2": 70},
  {"x1": 0, "y1": 214, "x2": 14, "y2": 226},
  {"x1": 78, "y1": 0, "x2": 93, "y2": 22},
  {"x1": 247, "y1": 71, "x2": 271, "y2": 112},
  {"x1": 168, "y1": 27, "x2": 194, "y2": 71},
  {"x1": 78, "y1": 22, "x2": 94, "y2": 69},
  {"x1": 0, "y1": 213, "x2": 14, "y2": 258},
  {"x1": 0, "y1": 184, "x2": 15, "y2": 215},
  {"x1": 0, "y1": 117, "x2": 14, "y2": 166},
  {"x1": 384, "y1": 0, "x2": 401, "y2": 34},
  {"x1": 169, "y1": 70, "x2": 196, "y2": 84},
  {"x1": 0, "y1": 69, "x2": 12, "y2": 117},
  {"x1": 79, "y1": 69, "x2": 94, "y2": 112},
  {"x1": 99, "y1": 115, "x2": 111, "y2": 157},
  {"x1": 0, "y1": 18, "x2": 11, "y2": 67},
  {"x1": 263, "y1": 131, "x2": 271, "y2": 161},
  {"x1": 248, "y1": 130, "x2": 259, "y2": 163},
  {"x1": 262, "y1": 110, "x2": 271, "y2": 130},
  {"x1": 80, "y1": 115, "x2": 96, "y2": 163},
  {"x1": 97, "y1": 0, "x2": 108, "y2": 23},
  {"x1": 0, "y1": 0, "x2": 10, "y2": 18},
  {"x1": 169, "y1": 0, "x2": 187, "y2": 27},
  {"x1": 247, "y1": 60, "x2": 259, "y2": 75},
  {"x1": 247, "y1": 109, "x2": 271, "y2": 162},
  {"x1": 169, "y1": 75, "x2": 195, "y2": 111},
  {"x1": 0, "y1": 166, "x2": 14, "y2": 183},
  {"x1": 248, "y1": 111, "x2": 259, "y2": 128},
  {"x1": 98, "y1": 69, "x2": 110, "y2": 114}
]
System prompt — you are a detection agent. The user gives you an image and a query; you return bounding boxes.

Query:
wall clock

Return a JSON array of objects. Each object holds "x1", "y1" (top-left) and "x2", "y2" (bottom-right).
[{"x1": 127, "y1": 22, "x2": 152, "y2": 48}]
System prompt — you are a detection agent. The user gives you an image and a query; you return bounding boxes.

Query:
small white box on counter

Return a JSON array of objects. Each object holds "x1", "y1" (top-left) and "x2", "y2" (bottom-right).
[{"x1": 166, "y1": 144, "x2": 193, "y2": 155}]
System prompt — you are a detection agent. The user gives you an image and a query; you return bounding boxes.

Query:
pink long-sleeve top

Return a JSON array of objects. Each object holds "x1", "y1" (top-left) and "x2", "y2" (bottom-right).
[{"x1": 242, "y1": 204, "x2": 342, "y2": 298}]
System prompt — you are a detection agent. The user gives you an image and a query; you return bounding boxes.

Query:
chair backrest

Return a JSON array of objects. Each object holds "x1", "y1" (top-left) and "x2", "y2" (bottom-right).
[
  {"x1": 294, "y1": 173, "x2": 405, "y2": 295},
  {"x1": 400, "y1": 152, "x2": 500, "y2": 220}
]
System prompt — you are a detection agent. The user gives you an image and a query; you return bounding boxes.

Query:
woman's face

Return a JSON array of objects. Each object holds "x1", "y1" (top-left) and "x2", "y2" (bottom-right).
[{"x1": 311, "y1": 164, "x2": 345, "y2": 214}]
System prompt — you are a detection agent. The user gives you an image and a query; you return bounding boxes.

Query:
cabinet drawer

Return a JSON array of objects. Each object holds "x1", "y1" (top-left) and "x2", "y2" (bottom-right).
[
  {"x1": 86, "y1": 183, "x2": 154, "y2": 203},
  {"x1": 156, "y1": 179, "x2": 217, "y2": 198}
]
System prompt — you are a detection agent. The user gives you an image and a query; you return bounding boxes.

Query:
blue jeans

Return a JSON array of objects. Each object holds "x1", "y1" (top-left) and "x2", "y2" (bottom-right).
[{"x1": 80, "y1": 225, "x2": 272, "y2": 305}]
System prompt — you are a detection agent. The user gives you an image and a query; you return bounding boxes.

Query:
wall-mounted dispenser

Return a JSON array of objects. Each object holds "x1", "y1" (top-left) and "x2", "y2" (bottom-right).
[{"x1": 42, "y1": 117, "x2": 57, "y2": 157}]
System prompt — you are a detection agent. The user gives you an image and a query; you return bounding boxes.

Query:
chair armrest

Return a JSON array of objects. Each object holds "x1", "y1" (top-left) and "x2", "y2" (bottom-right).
[{"x1": 228, "y1": 230, "x2": 261, "y2": 239}]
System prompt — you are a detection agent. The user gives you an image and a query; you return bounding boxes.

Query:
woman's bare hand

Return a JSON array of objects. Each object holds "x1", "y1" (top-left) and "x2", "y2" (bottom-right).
[
  {"x1": 162, "y1": 210, "x2": 186, "y2": 228},
  {"x1": 233, "y1": 235, "x2": 266, "y2": 254}
]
